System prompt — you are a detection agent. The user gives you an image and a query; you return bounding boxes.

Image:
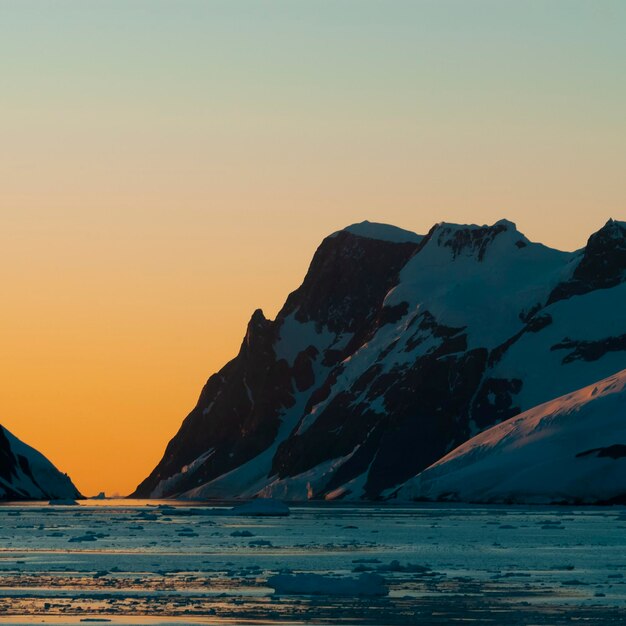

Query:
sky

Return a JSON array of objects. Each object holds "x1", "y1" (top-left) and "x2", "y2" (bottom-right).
[{"x1": 1, "y1": 0, "x2": 624, "y2": 496}]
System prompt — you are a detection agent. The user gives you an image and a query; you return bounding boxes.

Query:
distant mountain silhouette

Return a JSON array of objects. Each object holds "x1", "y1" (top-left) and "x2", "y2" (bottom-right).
[{"x1": 0, "y1": 425, "x2": 81, "y2": 500}]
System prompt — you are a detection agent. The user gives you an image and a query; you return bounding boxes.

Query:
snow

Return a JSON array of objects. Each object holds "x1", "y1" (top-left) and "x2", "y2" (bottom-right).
[
  {"x1": 273, "y1": 313, "x2": 352, "y2": 370},
  {"x1": 178, "y1": 314, "x2": 361, "y2": 501},
  {"x1": 492, "y1": 281, "x2": 626, "y2": 412},
  {"x1": 293, "y1": 305, "x2": 432, "y2": 438},
  {"x1": 150, "y1": 449, "x2": 214, "y2": 498},
  {"x1": 256, "y1": 448, "x2": 361, "y2": 500},
  {"x1": 324, "y1": 466, "x2": 371, "y2": 501},
  {"x1": 268, "y1": 572, "x2": 388, "y2": 596},
  {"x1": 334, "y1": 220, "x2": 423, "y2": 244},
  {"x1": 385, "y1": 219, "x2": 574, "y2": 350},
  {"x1": 229, "y1": 498, "x2": 290, "y2": 516},
  {"x1": 179, "y1": 336, "x2": 336, "y2": 500},
  {"x1": 400, "y1": 368, "x2": 626, "y2": 504},
  {"x1": 273, "y1": 313, "x2": 337, "y2": 367}
]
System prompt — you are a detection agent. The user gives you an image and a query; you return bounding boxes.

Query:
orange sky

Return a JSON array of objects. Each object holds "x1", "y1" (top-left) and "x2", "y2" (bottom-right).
[
  {"x1": 1, "y1": 1, "x2": 624, "y2": 495},
  {"x1": 0, "y1": 198, "x2": 617, "y2": 497}
]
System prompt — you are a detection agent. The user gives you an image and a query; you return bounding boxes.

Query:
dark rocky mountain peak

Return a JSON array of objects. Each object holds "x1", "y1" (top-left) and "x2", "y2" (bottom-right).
[
  {"x1": 339, "y1": 220, "x2": 423, "y2": 244},
  {"x1": 244, "y1": 308, "x2": 274, "y2": 352},
  {"x1": 421, "y1": 218, "x2": 527, "y2": 262},
  {"x1": 548, "y1": 218, "x2": 626, "y2": 304},
  {"x1": 279, "y1": 229, "x2": 421, "y2": 334}
]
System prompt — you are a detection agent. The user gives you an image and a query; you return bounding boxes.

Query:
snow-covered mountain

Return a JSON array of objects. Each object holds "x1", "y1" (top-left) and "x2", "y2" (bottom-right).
[
  {"x1": 399, "y1": 369, "x2": 626, "y2": 504},
  {"x1": 133, "y1": 218, "x2": 626, "y2": 501},
  {"x1": 0, "y1": 425, "x2": 81, "y2": 500}
]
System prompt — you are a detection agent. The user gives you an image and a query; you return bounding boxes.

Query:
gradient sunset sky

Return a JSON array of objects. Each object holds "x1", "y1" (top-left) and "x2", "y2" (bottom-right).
[{"x1": 1, "y1": 1, "x2": 625, "y2": 496}]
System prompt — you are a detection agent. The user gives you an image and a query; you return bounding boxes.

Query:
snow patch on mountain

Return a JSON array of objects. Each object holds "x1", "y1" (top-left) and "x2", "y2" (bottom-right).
[
  {"x1": 151, "y1": 449, "x2": 215, "y2": 499},
  {"x1": 386, "y1": 220, "x2": 574, "y2": 350},
  {"x1": 274, "y1": 314, "x2": 345, "y2": 367},
  {"x1": 324, "y1": 466, "x2": 371, "y2": 501},
  {"x1": 492, "y1": 281, "x2": 626, "y2": 411},
  {"x1": 257, "y1": 447, "x2": 361, "y2": 500},
  {"x1": 400, "y1": 368, "x2": 626, "y2": 504},
  {"x1": 180, "y1": 338, "x2": 336, "y2": 500}
]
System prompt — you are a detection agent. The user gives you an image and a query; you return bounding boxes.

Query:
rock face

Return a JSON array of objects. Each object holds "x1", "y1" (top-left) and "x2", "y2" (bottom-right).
[
  {"x1": 399, "y1": 368, "x2": 626, "y2": 504},
  {"x1": 133, "y1": 218, "x2": 626, "y2": 501},
  {"x1": 0, "y1": 425, "x2": 81, "y2": 500}
]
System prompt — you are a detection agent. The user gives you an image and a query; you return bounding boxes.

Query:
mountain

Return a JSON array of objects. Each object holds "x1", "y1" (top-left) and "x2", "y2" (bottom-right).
[
  {"x1": 0, "y1": 425, "x2": 81, "y2": 500},
  {"x1": 132, "y1": 218, "x2": 626, "y2": 501},
  {"x1": 398, "y1": 369, "x2": 626, "y2": 504}
]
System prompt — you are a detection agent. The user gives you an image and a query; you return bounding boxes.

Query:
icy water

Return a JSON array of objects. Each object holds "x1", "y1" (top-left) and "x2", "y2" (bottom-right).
[{"x1": 1, "y1": 500, "x2": 626, "y2": 624}]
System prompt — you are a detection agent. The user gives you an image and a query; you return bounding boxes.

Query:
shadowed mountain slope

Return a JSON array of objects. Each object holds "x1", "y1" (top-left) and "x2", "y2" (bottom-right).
[{"x1": 0, "y1": 425, "x2": 81, "y2": 500}]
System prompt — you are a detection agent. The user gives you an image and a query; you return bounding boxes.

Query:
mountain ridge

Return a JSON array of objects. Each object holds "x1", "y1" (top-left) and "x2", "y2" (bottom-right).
[
  {"x1": 0, "y1": 425, "x2": 81, "y2": 501},
  {"x1": 133, "y1": 218, "x2": 626, "y2": 502}
]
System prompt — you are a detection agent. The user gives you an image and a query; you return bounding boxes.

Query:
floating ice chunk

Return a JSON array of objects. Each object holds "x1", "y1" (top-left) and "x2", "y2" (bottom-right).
[
  {"x1": 163, "y1": 507, "x2": 216, "y2": 517},
  {"x1": 249, "y1": 539, "x2": 273, "y2": 547},
  {"x1": 230, "y1": 530, "x2": 255, "y2": 537},
  {"x1": 268, "y1": 572, "x2": 387, "y2": 596},
  {"x1": 69, "y1": 534, "x2": 98, "y2": 543},
  {"x1": 135, "y1": 511, "x2": 158, "y2": 520},
  {"x1": 377, "y1": 560, "x2": 430, "y2": 573},
  {"x1": 230, "y1": 499, "x2": 290, "y2": 517}
]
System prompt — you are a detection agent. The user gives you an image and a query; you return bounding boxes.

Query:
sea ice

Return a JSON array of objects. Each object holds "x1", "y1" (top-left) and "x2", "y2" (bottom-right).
[
  {"x1": 268, "y1": 572, "x2": 388, "y2": 596},
  {"x1": 230, "y1": 499, "x2": 290, "y2": 516}
]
